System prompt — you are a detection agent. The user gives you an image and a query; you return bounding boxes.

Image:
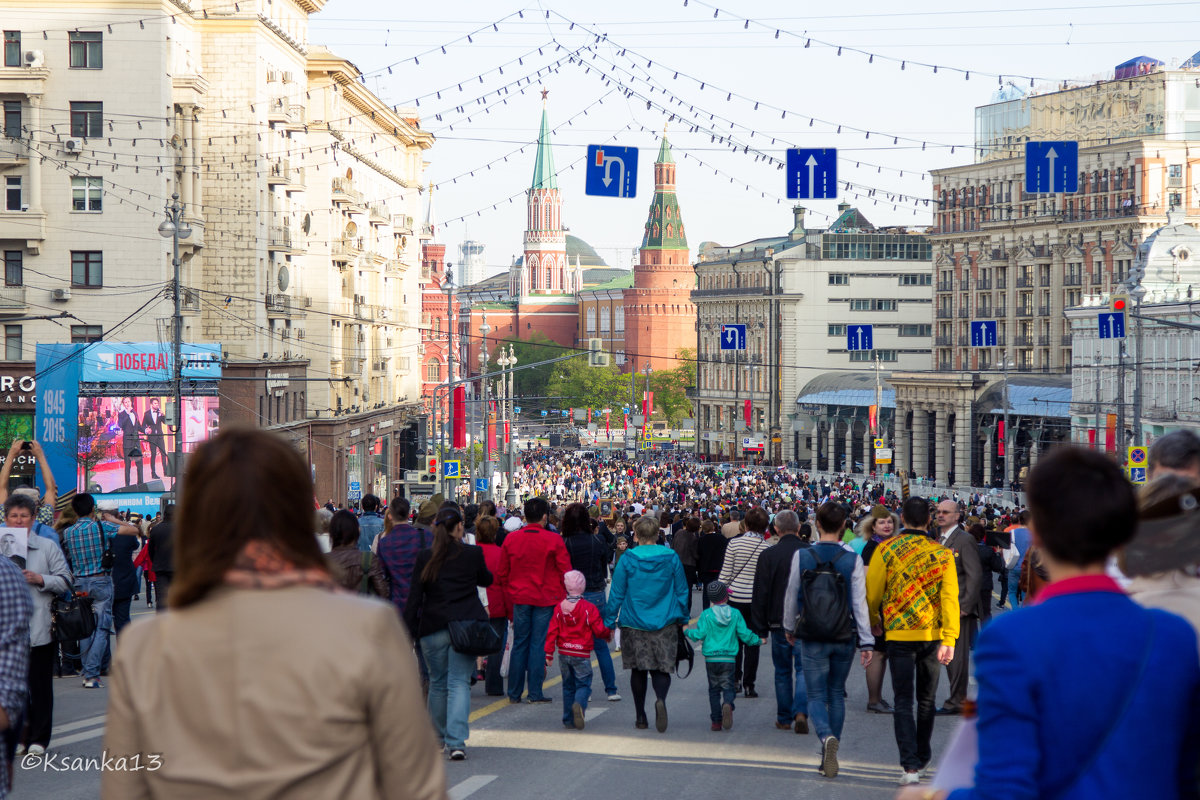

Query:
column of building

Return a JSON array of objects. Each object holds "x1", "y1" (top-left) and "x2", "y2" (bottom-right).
[
  {"x1": 896, "y1": 409, "x2": 910, "y2": 476},
  {"x1": 955, "y1": 404, "x2": 972, "y2": 488},
  {"x1": 912, "y1": 407, "x2": 928, "y2": 479}
]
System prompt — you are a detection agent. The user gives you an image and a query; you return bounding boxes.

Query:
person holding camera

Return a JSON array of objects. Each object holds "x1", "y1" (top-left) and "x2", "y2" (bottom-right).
[
  {"x1": 59, "y1": 494, "x2": 139, "y2": 689},
  {"x1": 0, "y1": 439, "x2": 58, "y2": 535}
]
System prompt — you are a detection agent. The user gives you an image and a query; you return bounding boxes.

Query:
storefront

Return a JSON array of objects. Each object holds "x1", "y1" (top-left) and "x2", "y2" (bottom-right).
[{"x1": 0, "y1": 363, "x2": 37, "y2": 492}]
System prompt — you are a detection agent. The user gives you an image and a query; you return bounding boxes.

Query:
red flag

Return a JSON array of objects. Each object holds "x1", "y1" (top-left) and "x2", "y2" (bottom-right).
[
  {"x1": 1105, "y1": 414, "x2": 1116, "y2": 453},
  {"x1": 744, "y1": 399, "x2": 752, "y2": 427},
  {"x1": 487, "y1": 413, "x2": 496, "y2": 459},
  {"x1": 997, "y1": 420, "x2": 1005, "y2": 456},
  {"x1": 868, "y1": 404, "x2": 878, "y2": 436},
  {"x1": 452, "y1": 385, "x2": 466, "y2": 449}
]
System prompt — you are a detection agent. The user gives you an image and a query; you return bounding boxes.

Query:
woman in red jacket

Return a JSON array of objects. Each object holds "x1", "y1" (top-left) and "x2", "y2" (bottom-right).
[{"x1": 476, "y1": 516, "x2": 510, "y2": 696}]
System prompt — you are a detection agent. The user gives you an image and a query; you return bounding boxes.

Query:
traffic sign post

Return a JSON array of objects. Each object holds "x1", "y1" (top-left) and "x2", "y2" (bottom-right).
[
  {"x1": 720, "y1": 324, "x2": 747, "y2": 351},
  {"x1": 786, "y1": 148, "x2": 837, "y2": 200},
  {"x1": 1098, "y1": 312, "x2": 1126, "y2": 340},
  {"x1": 585, "y1": 145, "x2": 638, "y2": 198},
  {"x1": 970, "y1": 320, "x2": 998, "y2": 347},
  {"x1": 1130, "y1": 467, "x2": 1147, "y2": 484},
  {"x1": 873, "y1": 438, "x2": 885, "y2": 450},
  {"x1": 474, "y1": 477, "x2": 489, "y2": 492},
  {"x1": 1127, "y1": 446, "x2": 1148, "y2": 467},
  {"x1": 442, "y1": 460, "x2": 461, "y2": 479},
  {"x1": 1025, "y1": 141, "x2": 1079, "y2": 193},
  {"x1": 846, "y1": 324, "x2": 873, "y2": 352}
]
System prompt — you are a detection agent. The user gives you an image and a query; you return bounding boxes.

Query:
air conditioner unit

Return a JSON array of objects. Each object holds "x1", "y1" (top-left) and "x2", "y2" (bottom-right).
[
  {"x1": 63, "y1": 138, "x2": 83, "y2": 154},
  {"x1": 23, "y1": 50, "x2": 43, "y2": 68},
  {"x1": 51, "y1": 288, "x2": 71, "y2": 301},
  {"x1": 281, "y1": 71, "x2": 294, "y2": 84}
]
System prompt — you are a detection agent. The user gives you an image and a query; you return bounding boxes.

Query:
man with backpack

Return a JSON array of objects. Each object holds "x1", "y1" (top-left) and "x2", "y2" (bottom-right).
[
  {"x1": 865, "y1": 496, "x2": 959, "y2": 786},
  {"x1": 781, "y1": 502, "x2": 874, "y2": 780}
]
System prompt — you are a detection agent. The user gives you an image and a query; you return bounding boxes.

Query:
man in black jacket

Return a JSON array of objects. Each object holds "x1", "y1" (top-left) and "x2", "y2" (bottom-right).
[
  {"x1": 147, "y1": 505, "x2": 174, "y2": 613},
  {"x1": 750, "y1": 509, "x2": 812, "y2": 732}
]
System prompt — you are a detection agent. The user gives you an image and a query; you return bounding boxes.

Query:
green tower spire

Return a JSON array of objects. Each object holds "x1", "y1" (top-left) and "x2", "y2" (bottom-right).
[
  {"x1": 530, "y1": 105, "x2": 557, "y2": 190},
  {"x1": 641, "y1": 134, "x2": 686, "y2": 250}
]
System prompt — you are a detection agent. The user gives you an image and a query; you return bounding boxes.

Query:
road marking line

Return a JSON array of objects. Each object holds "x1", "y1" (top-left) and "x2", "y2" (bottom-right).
[
  {"x1": 584, "y1": 707, "x2": 608, "y2": 721},
  {"x1": 53, "y1": 714, "x2": 107, "y2": 735},
  {"x1": 448, "y1": 774, "x2": 498, "y2": 800},
  {"x1": 469, "y1": 655, "x2": 601, "y2": 723},
  {"x1": 52, "y1": 726, "x2": 106, "y2": 747}
]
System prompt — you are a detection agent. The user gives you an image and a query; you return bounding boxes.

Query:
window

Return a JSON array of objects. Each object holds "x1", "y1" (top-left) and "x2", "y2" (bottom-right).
[
  {"x1": 70, "y1": 325, "x2": 102, "y2": 343},
  {"x1": 3, "y1": 325, "x2": 19, "y2": 360},
  {"x1": 899, "y1": 274, "x2": 932, "y2": 286},
  {"x1": 898, "y1": 324, "x2": 931, "y2": 337},
  {"x1": 3, "y1": 251, "x2": 20, "y2": 286},
  {"x1": 3, "y1": 31, "x2": 19, "y2": 68},
  {"x1": 849, "y1": 349, "x2": 898, "y2": 362},
  {"x1": 4, "y1": 177, "x2": 18, "y2": 211},
  {"x1": 827, "y1": 324, "x2": 845, "y2": 336},
  {"x1": 68, "y1": 32, "x2": 102, "y2": 69},
  {"x1": 71, "y1": 250, "x2": 102, "y2": 287},
  {"x1": 69, "y1": 101, "x2": 102, "y2": 138},
  {"x1": 3, "y1": 101, "x2": 18, "y2": 138},
  {"x1": 849, "y1": 298, "x2": 898, "y2": 312},
  {"x1": 425, "y1": 360, "x2": 441, "y2": 383},
  {"x1": 828, "y1": 273, "x2": 849, "y2": 285},
  {"x1": 71, "y1": 176, "x2": 102, "y2": 211}
]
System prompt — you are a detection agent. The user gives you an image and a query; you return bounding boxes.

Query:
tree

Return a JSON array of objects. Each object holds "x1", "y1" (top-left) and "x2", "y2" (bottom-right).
[
  {"x1": 647, "y1": 349, "x2": 696, "y2": 427},
  {"x1": 486, "y1": 332, "x2": 568, "y2": 400},
  {"x1": 546, "y1": 356, "x2": 629, "y2": 412}
]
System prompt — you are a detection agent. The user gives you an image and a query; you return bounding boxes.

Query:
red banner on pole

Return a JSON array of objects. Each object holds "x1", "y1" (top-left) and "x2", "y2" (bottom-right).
[
  {"x1": 998, "y1": 420, "x2": 1006, "y2": 456},
  {"x1": 504, "y1": 420, "x2": 510, "y2": 445},
  {"x1": 1106, "y1": 414, "x2": 1117, "y2": 453},
  {"x1": 868, "y1": 405, "x2": 878, "y2": 436},
  {"x1": 744, "y1": 399, "x2": 752, "y2": 427},
  {"x1": 487, "y1": 414, "x2": 496, "y2": 459},
  {"x1": 452, "y1": 385, "x2": 466, "y2": 449}
]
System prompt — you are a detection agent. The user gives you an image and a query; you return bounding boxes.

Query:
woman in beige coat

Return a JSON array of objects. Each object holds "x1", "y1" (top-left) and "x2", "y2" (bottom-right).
[{"x1": 101, "y1": 429, "x2": 446, "y2": 800}]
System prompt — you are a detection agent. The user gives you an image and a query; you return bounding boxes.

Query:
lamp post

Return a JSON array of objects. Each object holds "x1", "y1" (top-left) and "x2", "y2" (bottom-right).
[
  {"x1": 505, "y1": 344, "x2": 518, "y2": 507},
  {"x1": 157, "y1": 193, "x2": 192, "y2": 481},
  {"x1": 495, "y1": 347, "x2": 511, "y2": 497},
  {"x1": 1001, "y1": 356, "x2": 1014, "y2": 499},
  {"x1": 1130, "y1": 282, "x2": 1147, "y2": 447}
]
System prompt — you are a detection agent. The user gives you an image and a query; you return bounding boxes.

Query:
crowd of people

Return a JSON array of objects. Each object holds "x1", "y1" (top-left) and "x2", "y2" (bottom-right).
[{"x1": 0, "y1": 427, "x2": 1198, "y2": 798}]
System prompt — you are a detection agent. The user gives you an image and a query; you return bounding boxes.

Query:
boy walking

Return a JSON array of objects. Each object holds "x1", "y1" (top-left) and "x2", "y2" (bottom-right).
[
  {"x1": 545, "y1": 571, "x2": 610, "y2": 730},
  {"x1": 685, "y1": 581, "x2": 764, "y2": 731}
]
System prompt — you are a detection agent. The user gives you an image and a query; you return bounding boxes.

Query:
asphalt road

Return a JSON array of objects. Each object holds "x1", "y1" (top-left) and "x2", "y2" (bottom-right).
[{"x1": 19, "y1": 592, "x2": 971, "y2": 799}]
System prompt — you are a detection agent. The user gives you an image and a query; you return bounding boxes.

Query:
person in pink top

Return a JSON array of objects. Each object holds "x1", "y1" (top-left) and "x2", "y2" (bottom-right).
[
  {"x1": 475, "y1": 516, "x2": 510, "y2": 697},
  {"x1": 545, "y1": 571, "x2": 611, "y2": 730},
  {"x1": 496, "y1": 497, "x2": 572, "y2": 704}
]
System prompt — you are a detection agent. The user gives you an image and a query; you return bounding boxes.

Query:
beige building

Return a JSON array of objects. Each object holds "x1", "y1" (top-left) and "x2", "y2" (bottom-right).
[{"x1": 892, "y1": 65, "x2": 1200, "y2": 488}]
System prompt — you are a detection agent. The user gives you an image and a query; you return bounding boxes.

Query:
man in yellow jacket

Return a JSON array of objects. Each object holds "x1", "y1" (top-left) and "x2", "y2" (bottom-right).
[{"x1": 865, "y1": 496, "x2": 959, "y2": 787}]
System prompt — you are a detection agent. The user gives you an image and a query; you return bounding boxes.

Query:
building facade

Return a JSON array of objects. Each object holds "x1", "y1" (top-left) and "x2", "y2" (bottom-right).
[{"x1": 891, "y1": 64, "x2": 1200, "y2": 487}]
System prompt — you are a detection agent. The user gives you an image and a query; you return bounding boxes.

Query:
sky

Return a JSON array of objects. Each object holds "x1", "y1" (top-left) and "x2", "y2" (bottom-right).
[{"x1": 308, "y1": 0, "x2": 1200, "y2": 280}]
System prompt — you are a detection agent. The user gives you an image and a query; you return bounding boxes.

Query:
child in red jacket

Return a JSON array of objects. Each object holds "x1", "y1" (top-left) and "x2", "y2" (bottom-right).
[{"x1": 545, "y1": 570, "x2": 610, "y2": 730}]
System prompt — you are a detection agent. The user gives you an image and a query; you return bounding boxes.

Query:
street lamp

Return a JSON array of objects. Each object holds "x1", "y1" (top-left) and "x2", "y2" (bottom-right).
[
  {"x1": 1000, "y1": 356, "x2": 1014, "y2": 497},
  {"x1": 505, "y1": 344, "x2": 519, "y2": 507},
  {"x1": 495, "y1": 347, "x2": 511, "y2": 497},
  {"x1": 157, "y1": 193, "x2": 192, "y2": 481},
  {"x1": 478, "y1": 316, "x2": 491, "y2": 500}
]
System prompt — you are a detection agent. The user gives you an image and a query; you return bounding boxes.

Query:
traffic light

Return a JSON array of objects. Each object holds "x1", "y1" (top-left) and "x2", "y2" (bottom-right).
[
  {"x1": 1109, "y1": 293, "x2": 1129, "y2": 314},
  {"x1": 426, "y1": 457, "x2": 438, "y2": 475}
]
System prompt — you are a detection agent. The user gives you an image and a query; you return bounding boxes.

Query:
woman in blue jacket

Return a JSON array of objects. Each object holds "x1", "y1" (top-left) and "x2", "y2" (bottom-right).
[
  {"x1": 604, "y1": 515, "x2": 689, "y2": 733},
  {"x1": 899, "y1": 447, "x2": 1200, "y2": 800}
]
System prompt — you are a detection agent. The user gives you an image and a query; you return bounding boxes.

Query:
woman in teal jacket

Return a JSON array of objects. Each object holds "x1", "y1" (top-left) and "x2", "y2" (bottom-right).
[{"x1": 603, "y1": 515, "x2": 689, "y2": 733}]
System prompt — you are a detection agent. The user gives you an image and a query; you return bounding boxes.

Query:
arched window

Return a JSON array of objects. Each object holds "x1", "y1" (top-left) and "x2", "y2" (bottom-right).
[
  {"x1": 426, "y1": 360, "x2": 441, "y2": 383},
  {"x1": 586, "y1": 307, "x2": 596, "y2": 335},
  {"x1": 615, "y1": 307, "x2": 625, "y2": 332},
  {"x1": 601, "y1": 307, "x2": 611, "y2": 332}
]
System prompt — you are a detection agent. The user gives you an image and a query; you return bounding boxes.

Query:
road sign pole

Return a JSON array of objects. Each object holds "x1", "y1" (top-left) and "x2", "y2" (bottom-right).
[{"x1": 1131, "y1": 287, "x2": 1145, "y2": 446}]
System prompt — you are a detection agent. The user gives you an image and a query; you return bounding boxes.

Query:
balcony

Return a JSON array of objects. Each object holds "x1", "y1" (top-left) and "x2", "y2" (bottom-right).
[
  {"x1": 691, "y1": 286, "x2": 767, "y2": 299},
  {"x1": 936, "y1": 281, "x2": 954, "y2": 292},
  {"x1": 268, "y1": 96, "x2": 290, "y2": 123},
  {"x1": 0, "y1": 285, "x2": 26, "y2": 311},
  {"x1": 936, "y1": 307, "x2": 953, "y2": 319},
  {"x1": 285, "y1": 103, "x2": 305, "y2": 127},
  {"x1": 267, "y1": 225, "x2": 292, "y2": 251},
  {"x1": 1016, "y1": 277, "x2": 1033, "y2": 288},
  {"x1": 996, "y1": 277, "x2": 1007, "y2": 289},
  {"x1": 1038, "y1": 305, "x2": 1050, "y2": 316},
  {"x1": 1063, "y1": 276, "x2": 1082, "y2": 287},
  {"x1": 331, "y1": 236, "x2": 363, "y2": 260},
  {"x1": 331, "y1": 178, "x2": 364, "y2": 209},
  {"x1": 265, "y1": 293, "x2": 307, "y2": 318},
  {"x1": 957, "y1": 334, "x2": 970, "y2": 346},
  {"x1": 935, "y1": 334, "x2": 953, "y2": 346},
  {"x1": 995, "y1": 305, "x2": 1007, "y2": 317},
  {"x1": 975, "y1": 278, "x2": 992, "y2": 290},
  {"x1": 1014, "y1": 335, "x2": 1034, "y2": 347},
  {"x1": 1039, "y1": 275, "x2": 1051, "y2": 287},
  {"x1": 393, "y1": 214, "x2": 415, "y2": 234},
  {"x1": 0, "y1": 137, "x2": 29, "y2": 166},
  {"x1": 385, "y1": 258, "x2": 407, "y2": 274},
  {"x1": 0, "y1": 210, "x2": 46, "y2": 253},
  {"x1": 977, "y1": 306, "x2": 992, "y2": 317},
  {"x1": 267, "y1": 159, "x2": 294, "y2": 185},
  {"x1": 368, "y1": 204, "x2": 389, "y2": 224},
  {"x1": 1061, "y1": 334, "x2": 1073, "y2": 346},
  {"x1": 1016, "y1": 305, "x2": 1033, "y2": 317},
  {"x1": 957, "y1": 307, "x2": 969, "y2": 318}
]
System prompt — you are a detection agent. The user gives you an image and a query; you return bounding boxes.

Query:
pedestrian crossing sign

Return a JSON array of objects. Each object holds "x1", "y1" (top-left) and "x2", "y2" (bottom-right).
[{"x1": 1127, "y1": 446, "x2": 1148, "y2": 467}]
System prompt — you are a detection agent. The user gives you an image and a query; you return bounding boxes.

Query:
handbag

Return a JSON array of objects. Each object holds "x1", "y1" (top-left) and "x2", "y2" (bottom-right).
[
  {"x1": 674, "y1": 624, "x2": 694, "y2": 679},
  {"x1": 447, "y1": 619, "x2": 503, "y2": 657},
  {"x1": 52, "y1": 592, "x2": 96, "y2": 644},
  {"x1": 95, "y1": 521, "x2": 115, "y2": 572}
]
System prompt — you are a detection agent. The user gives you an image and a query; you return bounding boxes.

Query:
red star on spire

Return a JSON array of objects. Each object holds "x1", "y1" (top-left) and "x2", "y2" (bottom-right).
[{"x1": 540, "y1": 87, "x2": 549, "y2": 101}]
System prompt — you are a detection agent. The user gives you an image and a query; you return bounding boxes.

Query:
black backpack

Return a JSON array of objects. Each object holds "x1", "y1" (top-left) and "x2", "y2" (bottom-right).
[{"x1": 793, "y1": 547, "x2": 855, "y2": 643}]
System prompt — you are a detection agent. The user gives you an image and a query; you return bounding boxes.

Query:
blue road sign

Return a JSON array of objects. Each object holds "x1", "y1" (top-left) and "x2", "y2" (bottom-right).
[
  {"x1": 475, "y1": 477, "x2": 489, "y2": 492},
  {"x1": 970, "y1": 320, "x2": 998, "y2": 347},
  {"x1": 786, "y1": 148, "x2": 837, "y2": 200},
  {"x1": 846, "y1": 324, "x2": 874, "y2": 352},
  {"x1": 540, "y1": 410, "x2": 547, "y2": 417},
  {"x1": 720, "y1": 324, "x2": 747, "y2": 351},
  {"x1": 349, "y1": 481, "x2": 361, "y2": 492},
  {"x1": 513, "y1": 406, "x2": 521, "y2": 414},
  {"x1": 1130, "y1": 467, "x2": 1147, "y2": 484},
  {"x1": 1098, "y1": 311, "x2": 1126, "y2": 339},
  {"x1": 1025, "y1": 141, "x2": 1078, "y2": 193},
  {"x1": 585, "y1": 145, "x2": 638, "y2": 198},
  {"x1": 442, "y1": 460, "x2": 460, "y2": 478}
]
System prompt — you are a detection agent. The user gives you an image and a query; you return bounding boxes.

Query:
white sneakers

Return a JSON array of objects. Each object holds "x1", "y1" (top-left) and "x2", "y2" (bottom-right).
[
  {"x1": 27, "y1": 744, "x2": 45, "y2": 756},
  {"x1": 899, "y1": 770, "x2": 921, "y2": 785}
]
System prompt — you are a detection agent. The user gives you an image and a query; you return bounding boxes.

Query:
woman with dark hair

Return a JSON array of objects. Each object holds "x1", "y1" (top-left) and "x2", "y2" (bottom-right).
[
  {"x1": 561, "y1": 502, "x2": 620, "y2": 701},
  {"x1": 404, "y1": 506, "x2": 493, "y2": 761},
  {"x1": 475, "y1": 516, "x2": 509, "y2": 696},
  {"x1": 326, "y1": 509, "x2": 389, "y2": 597},
  {"x1": 101, "y1": 428, "x2": 445, "y2": 800}
]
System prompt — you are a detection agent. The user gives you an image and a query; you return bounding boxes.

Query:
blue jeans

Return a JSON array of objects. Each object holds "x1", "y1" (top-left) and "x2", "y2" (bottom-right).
[
  {"x1": 771, "y1": 630, "x2": 808, "y2": 724},
  {"x1": 800, "y1": 639, "x2": 856, "y2": 741},
  {"x1": 420, "y1": 628, "x2": 475, "y2": 750},
  {"x1": 508, "y1": 604, "x2": 554, "y2": 702},
  {"x1": 706, "y1": 661, "x2": 736, "y2": 722},
  {"x1": 582, "y1": 591, "x2": 618, "y2": 696},
  {"x1": 559, "y1": 655, "x2": 593, "y2": 725},
  {"x1": 76, "y1": 575, "x2": 112, "y2": 680}
]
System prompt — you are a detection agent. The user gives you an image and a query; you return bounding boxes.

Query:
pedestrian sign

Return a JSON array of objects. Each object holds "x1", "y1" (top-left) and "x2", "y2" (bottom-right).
[
  {"x1": 1024, "y1": 141, "x2": 1079, "y2": 193},
  {"x1": 1128, "y1": 446, "x2": 1148, "y2": 466},
  {"x1": 846, "y1": 325, "x2": 873, "y2": 352},
  {"x1": 873, "y1": 438, "x2": 885, "y2": 449},
  {"x1": 1130, "y1": 467, "x2": 1147, "y2": 484},
  {"x1": 786, "y1": 148, "x2": 837, "y2": 200},
  {"x1": 585, "y1": 145, "x2": 638, "y2": 198},
  {"x1": 474, "y1": 477, "x2": 489, "y2": 492},
  {"x1": 442, "y1": 460, "x2": 460, "y2": 479}
]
